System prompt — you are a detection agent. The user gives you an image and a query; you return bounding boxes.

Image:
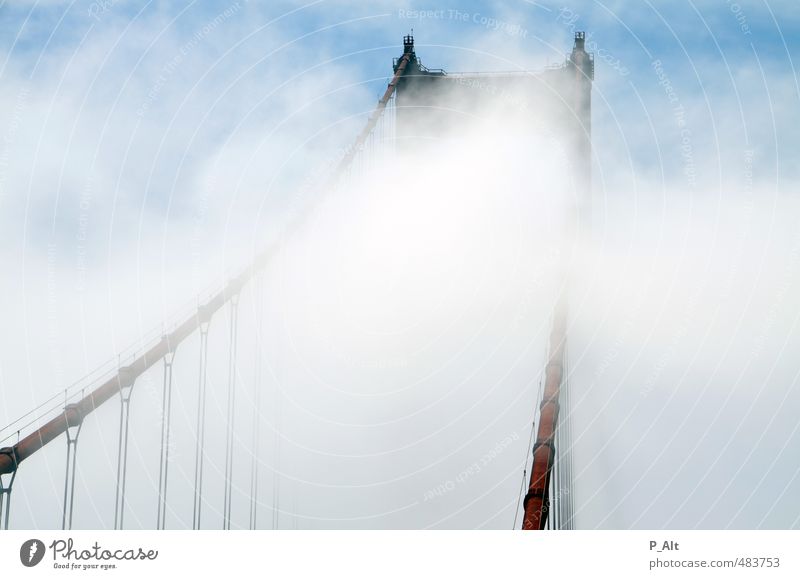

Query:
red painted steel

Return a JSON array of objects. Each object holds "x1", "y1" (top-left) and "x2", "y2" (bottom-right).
[
  {"x1": 522, "y1": 32, "x2": 591, "y2": 530},
  {"x1": 522, "y1": 299, "x2": 566, "y2": 530},
  {"x1": 0, "y1": 256, "x2": 267, "y2": 476}
]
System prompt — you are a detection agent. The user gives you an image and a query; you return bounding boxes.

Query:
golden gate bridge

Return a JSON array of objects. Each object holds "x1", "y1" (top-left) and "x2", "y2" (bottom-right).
[{"x1": 0, "y1": 33, "x2": 593, "y2": 531}]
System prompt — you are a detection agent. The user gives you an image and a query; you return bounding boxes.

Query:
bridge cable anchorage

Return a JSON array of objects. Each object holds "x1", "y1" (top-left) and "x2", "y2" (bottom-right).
[
  {"x1": 223, "y1": 293, "x2": 241, "y2": 530},
  {"x1": 0, "y1": 446, "x2": 18, "y2": 529},
  {"x1": 113, "y1": 367, "x2": 136, "y2": 529},
  {"x1": 156, "y1": 338, "x2": 178, "y2": 530},
  {"x1": 61, "y1": 403, "x2": 84, "y2": 530},
  {"x1": 192, "y1": 308, "x2": 212, "y2": 530},
  {"x1": 249, "y1": 275, "x2": 264, "y2": 530}
]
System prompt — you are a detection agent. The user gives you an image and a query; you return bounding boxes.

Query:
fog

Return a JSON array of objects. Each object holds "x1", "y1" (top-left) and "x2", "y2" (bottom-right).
[{"x1": 1, "y1": 1, "x2": 799, "y2": 529}]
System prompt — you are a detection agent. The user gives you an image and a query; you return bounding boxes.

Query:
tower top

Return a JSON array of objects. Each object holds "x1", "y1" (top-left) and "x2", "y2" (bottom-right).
[
  {"x1": 573, "y1": 31, "x2": 586, "y2": 51},
  {"x1": 569, "y1": 31, "x2": 594, "y2": 81},
  {"x1": 403, "y1": 34, "x2": 414, "y2": 54}
]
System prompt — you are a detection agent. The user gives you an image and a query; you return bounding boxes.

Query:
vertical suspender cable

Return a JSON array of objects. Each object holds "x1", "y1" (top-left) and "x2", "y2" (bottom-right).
[
  {"x1": 565, "y1": 345, "x2": 575, "y2": 529},
  {"x1": 272, "y1": 342, "x2": 283, "y2": 530},
  {"x1": 559, "y1": 345, "x2": 571, "y2": 530},
  {"x1": 553, "y1": 412, "x2": 560, "y2": 530},
  {"x1": 156, "y1": 345, "x2": 177, "y2": 530},
  {"x1": 559, "y1": 387, "x2": 566, "y2": 530},
  {"x1": 192, "y1": 314, "x2": 211, "y2": 530},
  {"x1": 558, "y1": 397, "x2": 565, "y2": 529},
  {"x1": 0, "y1": 39, "x2": 413, "y2": 494},
  {"x1": 555, "y1": 404, "x2": 561, "y2": 531},
  {"x1": 0, "y1": 447, "x2": 18, "y2": 529},
  {"x1": 62, "y1": 403, "x2": 83, "y2": 530},
  {"x1": 271, "y1": 268, "x2": 284, "y2": 531},
  {"x1": 223, "y1": 293, "x2": 240, "y2": 529},
  {"x1": 0, "y1": 38, "x2": 416, "y2": 530},
  {"x1": 249, "y1": 276, "x2": 263, "y2": 530},
  {"x1": 562, "y1": 346, "x2": 570, "y2": 529},
  {"x1": 113, "y1": 368, "x2": 135, "y2": 529}
]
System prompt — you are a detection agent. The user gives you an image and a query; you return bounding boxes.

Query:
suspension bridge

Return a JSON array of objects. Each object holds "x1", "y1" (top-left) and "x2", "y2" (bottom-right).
[{"x1": 0, "y1": 33, "x2": 593, "y2": 531}]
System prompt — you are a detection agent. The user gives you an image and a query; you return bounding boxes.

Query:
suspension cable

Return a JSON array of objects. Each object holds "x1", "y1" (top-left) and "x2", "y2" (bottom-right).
[
  {"x1": 0, "y1": 58, "x2": 407, "y2": 478},
  {"x1": 513, "y1": 374, "x2": 541, "y2": 530},
  {"x1": 0, "y1": 43, "x2": 417, "y2": 528},
  {"x1": 323, "y1": 44, "x2": 412, "y2": 188}
]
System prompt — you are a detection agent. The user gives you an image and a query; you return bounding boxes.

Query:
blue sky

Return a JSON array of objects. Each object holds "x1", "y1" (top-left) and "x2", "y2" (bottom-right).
[{"x1": 2, "y1": 0, "x2": 797, "y2": 220}]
